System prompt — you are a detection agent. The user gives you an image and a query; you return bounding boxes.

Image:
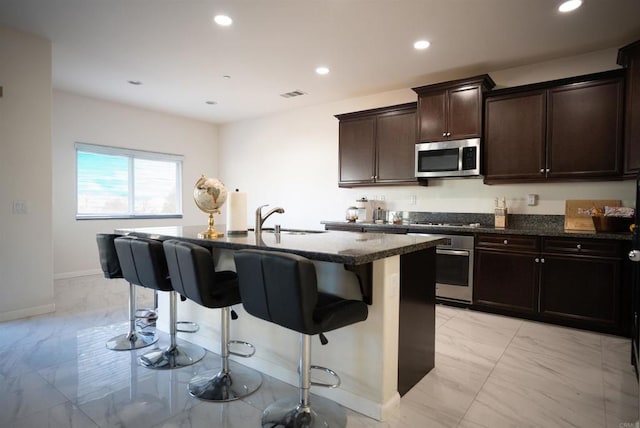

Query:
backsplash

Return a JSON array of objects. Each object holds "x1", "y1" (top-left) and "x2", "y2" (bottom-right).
[{"x1": 386, "y1": 211, "x2": 566, "y2": 230}]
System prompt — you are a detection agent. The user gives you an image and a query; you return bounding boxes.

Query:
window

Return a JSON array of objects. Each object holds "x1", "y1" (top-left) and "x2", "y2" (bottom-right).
[{"x1": 76, "y1": 143, "x2": 183, "y2": 219}]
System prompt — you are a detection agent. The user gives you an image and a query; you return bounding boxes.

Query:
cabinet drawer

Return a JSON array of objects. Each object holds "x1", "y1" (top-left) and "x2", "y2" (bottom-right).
[
  {"x1": 542, "y1": 238, "x2": 622, "y2": 257},
  {"x1": 476, "y1": 234, "x2": 540, "y2": 252}
]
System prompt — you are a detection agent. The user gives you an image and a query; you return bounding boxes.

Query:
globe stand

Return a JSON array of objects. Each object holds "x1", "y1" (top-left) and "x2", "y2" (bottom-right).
[{"x1": 198, "y1": 209, "x2": 224, "y2": 239}]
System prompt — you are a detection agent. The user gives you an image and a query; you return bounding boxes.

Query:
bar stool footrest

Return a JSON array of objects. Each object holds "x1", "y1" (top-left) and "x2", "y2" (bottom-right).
[
  {"x1": 176, "y1": 321, "x2": 199, "y2": 333},
  {"x1": 309, "y1": 365, "x2": 340, "y2": 389},
  {"x1": 228, "y1": 340, "x2": 256, "y2": 358},
  {"x1": 135, "y1": 308, "x2": 158, "y2": 320}
]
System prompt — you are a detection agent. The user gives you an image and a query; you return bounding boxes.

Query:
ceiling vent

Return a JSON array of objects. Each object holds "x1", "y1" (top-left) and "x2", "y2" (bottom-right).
[{"x1": 280, "y1": 90, "x2": 307, "y2": 98}]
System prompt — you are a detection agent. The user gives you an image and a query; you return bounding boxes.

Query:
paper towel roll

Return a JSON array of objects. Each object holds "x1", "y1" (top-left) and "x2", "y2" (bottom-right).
[{"x1": 226, "y1": 190, "x2": 248, "y2": 235}]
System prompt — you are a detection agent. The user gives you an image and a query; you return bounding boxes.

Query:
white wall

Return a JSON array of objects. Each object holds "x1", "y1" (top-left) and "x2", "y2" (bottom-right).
[
  {"x1": 219, "y1": 47, "x2": 635, "y2": 230},
  {"x1": 0, "y1": 26, "x2": 54, "y2": 320},
  {"x1": 52, "y1": 91, "x2": 219, "y2": 276}
]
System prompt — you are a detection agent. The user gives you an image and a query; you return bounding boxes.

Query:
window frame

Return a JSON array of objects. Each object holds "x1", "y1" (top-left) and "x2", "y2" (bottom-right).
[{"x1": 75, "y1": 142, "x2": 184, "y2": 220}]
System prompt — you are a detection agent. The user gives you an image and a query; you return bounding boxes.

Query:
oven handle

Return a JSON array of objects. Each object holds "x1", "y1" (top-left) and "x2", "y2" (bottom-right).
[{"x1": 436, "y1": 249, "x2": 470, "y2": 257}]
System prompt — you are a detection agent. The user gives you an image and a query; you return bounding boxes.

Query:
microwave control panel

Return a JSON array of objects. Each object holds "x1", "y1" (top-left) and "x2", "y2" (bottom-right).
[{"x1": 461, "y1": 146, "x2": 477, "y2": 171}]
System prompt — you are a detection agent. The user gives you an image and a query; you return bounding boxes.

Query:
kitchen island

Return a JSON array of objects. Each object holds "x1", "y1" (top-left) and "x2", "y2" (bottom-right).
[{"x1": 116, "y1": 225, "x2": 446, "y2": 420}]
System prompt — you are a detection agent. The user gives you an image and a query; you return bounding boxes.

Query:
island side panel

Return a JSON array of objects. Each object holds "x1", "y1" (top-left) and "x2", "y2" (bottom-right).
[{"x1": 398, "y1": 247, "x2": 436, "y2": 395}]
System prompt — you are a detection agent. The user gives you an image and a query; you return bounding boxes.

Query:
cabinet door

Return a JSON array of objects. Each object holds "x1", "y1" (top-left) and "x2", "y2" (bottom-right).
[
  {"x1": 620, "y1": 42, "x2": 640, "y2": 174},
  {"x1": 484, "y1": 91, "x2": 546, "y2": 182},
  {"x1": 539, "y1": 254, "x2": 621, "y2": 330},
  {"x1": 474, "y1": 249, "x2": 539, "y2": 314},
  {"x1": 547, "y1": 77, "x2": 624, "y2": 178},
  {"x1": 338, "y1": 118, "x2": 375, "y2": 185},
  {"x1": 448, "y1": 85, "x2": 483, "y2": 140},
  {"x1": 417, "y1": 91, "x2": 446, "y2": 142},
  {"x1": 376, "y1": 110, "x2": 417, "y2": 183}
]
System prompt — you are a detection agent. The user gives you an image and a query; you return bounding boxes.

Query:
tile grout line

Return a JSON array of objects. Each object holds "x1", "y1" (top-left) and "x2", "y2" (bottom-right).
[{"x1": 454, "y1": 315, "x2": 525, "y2": 428}]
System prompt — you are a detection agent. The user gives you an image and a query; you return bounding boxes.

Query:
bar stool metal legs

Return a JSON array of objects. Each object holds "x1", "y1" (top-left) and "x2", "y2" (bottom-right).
[
  {"x1": 188, "y1": 306, "x2": 262, "y2": 401},
  {"x1": 138, "y1": 291, "x2": 206, "y2": 369},
  {"x1": 261, "y1": 334, "x2": 344, "y2": 428},
  {"x1": 106, "y1": 283, "x2": 158, "y2": 350}
]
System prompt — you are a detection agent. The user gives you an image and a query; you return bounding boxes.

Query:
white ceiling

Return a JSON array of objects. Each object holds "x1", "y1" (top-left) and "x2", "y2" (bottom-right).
[{"x1": 1, "y1": 0, "x2": 640, "y2": 124}]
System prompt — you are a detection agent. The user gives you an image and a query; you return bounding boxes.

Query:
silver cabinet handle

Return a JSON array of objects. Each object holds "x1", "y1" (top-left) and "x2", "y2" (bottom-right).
[
  {"x1": 442, "y1": 132, "x2": 447, "y2": 137},
  {"x1": 447, "y1": 132, "x2": 451, "y2": 137},
  {"x1": 541, "y1": 258, "x2": 545, "y2": 263},
  {"x1": 535, "y1": 257, "x2": 540, "y2": 263},
  {"x1": 540, "y1": 168, "x2": 544, "y2": 173},
  {"x1": 546, "y1": 168, "x2": 550, "y2": 173},
  {"x1": 503, "y1": 239, "x2": 508, "y2": 245},
  {"x1": 629, "y1": 250, "x2": 640, "y2": 262},
  {"x1": 576, "y1": 244, "x2": 582, "y2": 250}
]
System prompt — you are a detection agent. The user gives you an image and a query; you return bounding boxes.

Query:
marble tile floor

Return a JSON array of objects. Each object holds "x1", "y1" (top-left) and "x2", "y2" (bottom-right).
[{"x1": 0, "y1": 274, "x2": 638, "y2": 427}]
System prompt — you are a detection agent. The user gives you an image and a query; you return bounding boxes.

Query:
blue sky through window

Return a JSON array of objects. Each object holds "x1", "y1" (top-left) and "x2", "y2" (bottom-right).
[{"x1": 76, "y1": 146, "x2": 182, "y2": 217}]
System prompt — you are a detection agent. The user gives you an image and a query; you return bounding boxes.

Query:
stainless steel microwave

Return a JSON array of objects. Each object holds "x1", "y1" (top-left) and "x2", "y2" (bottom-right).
[{"x1": 415, "y1": 138, "x2": 481, "y2": 178}]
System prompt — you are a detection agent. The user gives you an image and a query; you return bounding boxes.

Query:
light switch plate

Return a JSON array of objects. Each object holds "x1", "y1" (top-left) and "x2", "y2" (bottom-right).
[{"x1": 12, "y1": 200, "x2": 28, "y2": 214}]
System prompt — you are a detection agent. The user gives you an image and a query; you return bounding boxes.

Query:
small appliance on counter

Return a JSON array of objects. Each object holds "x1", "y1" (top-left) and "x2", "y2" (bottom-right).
[
  {"x1": 373, "y1": 207, "x2": 387, "y2": 224},
  {"x1": 355, "y1": 197, "x2": 373, "y2": 223},
  {"x1": 346, "y1": 206, "x2": 359, "y2": 222}
]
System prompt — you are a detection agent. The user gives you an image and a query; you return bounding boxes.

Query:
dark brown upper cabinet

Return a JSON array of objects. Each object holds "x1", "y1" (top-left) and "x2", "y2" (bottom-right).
[
  {"x1": 483, "y1": 70, "x2": 625, "y2": 184},
  {"x1": 336, "y1": 102, "x2": 419, "y2": 188},
  {"x1": 618, "y1": 39, "x2": 640, "y2": 175},
  {"x1": 412, "y1": 75, "x2": 495, "y2": 143}
]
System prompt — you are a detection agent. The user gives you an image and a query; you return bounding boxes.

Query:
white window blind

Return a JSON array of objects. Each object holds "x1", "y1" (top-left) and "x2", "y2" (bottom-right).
[{"x1": 75, "y1": 143, "x2": 183, "y2": 219}]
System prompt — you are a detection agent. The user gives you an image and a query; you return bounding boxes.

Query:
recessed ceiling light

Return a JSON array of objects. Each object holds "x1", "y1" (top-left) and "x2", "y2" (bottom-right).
[
  {"x1": 214, "y1": 15, "x2": 233, "y2": 26},
  {"x1": 205, "y1": 101, "x2": 217, "y2": 105},
  {"x1": 558, "y1": 0, "x2": 582, "y2": 13},
  {"x1": 414, "y1": 40, "x2": 431, "y2": 50},
  {"x1": 315, "y1": 66, "x2": 330, "y2": 75},
  {"x1": 127, "y1": 80, "x2": 142, "y2": 85}
]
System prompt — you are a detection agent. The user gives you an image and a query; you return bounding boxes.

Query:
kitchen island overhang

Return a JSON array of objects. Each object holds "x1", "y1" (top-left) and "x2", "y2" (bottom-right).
[{"x1": 115, "y1": 225, "x2": 445, "y2": 421}]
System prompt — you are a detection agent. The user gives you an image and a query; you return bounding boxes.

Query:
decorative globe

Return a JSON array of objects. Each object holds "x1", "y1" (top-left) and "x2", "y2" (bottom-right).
[
  {"x1": 194, "y1": 175, "x2": 228, "y2": 213},
  {"x1": 194, "y1": 174, "x2": 227, "y2": 238}
]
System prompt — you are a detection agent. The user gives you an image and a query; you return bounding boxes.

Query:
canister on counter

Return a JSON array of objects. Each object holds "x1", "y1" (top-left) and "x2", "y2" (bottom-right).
[{"x1": 494, "y1": 197, "x2": 508, "y2": 228}]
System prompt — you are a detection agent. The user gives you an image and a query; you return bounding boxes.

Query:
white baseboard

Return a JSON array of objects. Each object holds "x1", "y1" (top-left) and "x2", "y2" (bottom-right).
[
  {"x1": 0, "y1": 303, "x2": 56, "y2": 322},
  {"x1": 54, "y1": 269, "x2": 102, "y2": 280}
]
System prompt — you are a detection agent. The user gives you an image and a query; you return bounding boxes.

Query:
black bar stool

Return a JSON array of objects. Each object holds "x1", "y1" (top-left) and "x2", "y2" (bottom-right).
[
  {"x1": 233, "y1": 249, "x2": 369, "y2": 428},
  {"x1": 96, "y1": 233, "x2": 158, "y2": 350},
  {"x1": 114, "y1": 235, "x2": 205, "y2": 369},
  {"x1": 163, "y1": 239, "x2": 262, "y2": 401}
]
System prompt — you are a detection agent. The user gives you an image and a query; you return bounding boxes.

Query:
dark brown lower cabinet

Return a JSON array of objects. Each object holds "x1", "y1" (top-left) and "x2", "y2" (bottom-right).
[
  {"x1": 539, "y1": 239, "x2": 622, "y2": 332},
  {"x1": 474, "y1": 250, "x2": 539, "y2": 314},
  {"x1": 473, "y1": 234, "x2": 627, "y2": 335}
]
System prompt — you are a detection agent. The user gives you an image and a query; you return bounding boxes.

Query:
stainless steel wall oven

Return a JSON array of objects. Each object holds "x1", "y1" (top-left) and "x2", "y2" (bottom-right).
[{"x1": 409, "y1": 233, "x2": 474, "y2": 304}]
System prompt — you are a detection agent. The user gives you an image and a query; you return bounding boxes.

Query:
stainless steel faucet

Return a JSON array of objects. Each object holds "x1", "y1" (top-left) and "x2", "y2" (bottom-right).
[{"x1": 255, "y1": 204, "x2": 285, "y2": 234}]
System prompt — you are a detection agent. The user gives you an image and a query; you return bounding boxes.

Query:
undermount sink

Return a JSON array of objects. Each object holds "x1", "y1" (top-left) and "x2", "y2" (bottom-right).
[{"x1": 250, "y1": 228, "x2": 327, "y2": 235}]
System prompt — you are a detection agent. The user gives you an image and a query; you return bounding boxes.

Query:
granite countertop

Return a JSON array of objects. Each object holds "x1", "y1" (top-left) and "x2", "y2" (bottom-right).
[
  {"x1": 115, "y1": 225, "x2": 447, "y2": 265},
  {"x1": 321, "y1": 219, "x2": 633, "y2": 241}
]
